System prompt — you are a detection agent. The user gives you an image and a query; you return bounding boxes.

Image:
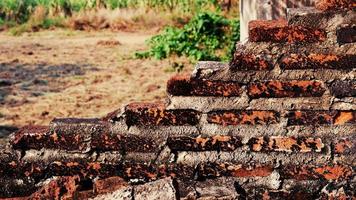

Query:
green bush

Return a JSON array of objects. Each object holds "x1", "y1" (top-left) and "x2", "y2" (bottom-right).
[{"x1": 136, "y1": 12, "x2": 240, "y2": 62}]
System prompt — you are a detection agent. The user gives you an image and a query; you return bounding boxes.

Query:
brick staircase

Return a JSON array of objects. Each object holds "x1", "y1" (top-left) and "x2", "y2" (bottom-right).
[{"x1": 1, "y1": 1, "x2": 355, "y2": 199}]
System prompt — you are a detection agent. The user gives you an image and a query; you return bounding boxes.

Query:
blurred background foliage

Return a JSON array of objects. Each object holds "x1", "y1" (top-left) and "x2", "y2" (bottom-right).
[{"x1": 0, "y1": 0, "x2": 239, "y2": 62}]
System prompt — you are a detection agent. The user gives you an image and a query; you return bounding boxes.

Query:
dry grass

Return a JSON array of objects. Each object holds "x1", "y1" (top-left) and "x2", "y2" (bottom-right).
[
  {"x1": 67, "y1": 8, "x2": 186, "y2": 32},
  {"x1": 0, "y1": 30, "x2": 194, "y2": 126}
]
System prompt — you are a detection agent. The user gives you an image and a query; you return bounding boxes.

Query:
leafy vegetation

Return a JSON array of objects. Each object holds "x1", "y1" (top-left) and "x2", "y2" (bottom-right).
[{"x1": 136, "y1": 12, "x2": 240, "y2": 62}]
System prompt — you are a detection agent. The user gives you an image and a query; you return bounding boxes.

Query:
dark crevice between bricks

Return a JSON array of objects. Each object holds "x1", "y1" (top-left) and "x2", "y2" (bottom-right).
[
  {"x1": 337, "y1": 24, "x2": 356, "y2": 44},
  {"x1": 234, "y1": 182, "x2": 247, "y2": 200},
  {"x1": 172, "y1": 178, "x2": 181, "y2": 200},
  {"x1": 329, "y1": 79, "x2": 356, "y2": 98}
]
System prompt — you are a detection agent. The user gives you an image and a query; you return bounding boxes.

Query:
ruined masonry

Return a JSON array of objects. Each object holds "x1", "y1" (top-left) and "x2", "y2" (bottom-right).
[{"x1": 1, "y1": 0, "x2": 356, "y2": 199}]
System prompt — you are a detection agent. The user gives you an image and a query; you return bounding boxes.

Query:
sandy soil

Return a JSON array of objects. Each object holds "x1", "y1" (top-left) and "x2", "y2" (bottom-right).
[{"x1": 0, "y1": 29, "x2": 193, "y2": 130}]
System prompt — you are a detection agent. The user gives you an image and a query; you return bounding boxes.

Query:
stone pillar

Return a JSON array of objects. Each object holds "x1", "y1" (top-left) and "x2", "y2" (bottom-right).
[{"x1": 239, "y1": 0, "x2": 316, "y2": 42}]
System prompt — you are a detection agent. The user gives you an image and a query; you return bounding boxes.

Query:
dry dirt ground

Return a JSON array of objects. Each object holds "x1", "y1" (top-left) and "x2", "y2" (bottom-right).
[{"x1": 0, "y1": 30, "x2": 194, "y2": 138}]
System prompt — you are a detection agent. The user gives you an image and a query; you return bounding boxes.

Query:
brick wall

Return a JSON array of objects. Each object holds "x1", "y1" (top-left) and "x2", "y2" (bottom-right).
[
  {"x1": 0, "y1": 0, "x2": 355, "y2": 199},
  {"x1": 239, "y1": 0, "x2": 316, "y2": 41}
]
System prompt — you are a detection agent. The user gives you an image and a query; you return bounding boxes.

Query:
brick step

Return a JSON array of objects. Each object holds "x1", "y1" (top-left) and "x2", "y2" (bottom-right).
[
  {"x1": 230, "y1": 52, "x2": 356, "y2": 71},
  {"x1": 0, "y1": 154, "x2": 354, "y2": 199},
  {"x1": 248, "y1": 19, "x2": 326, "y2": 43},
  {"x1": 167, "y1": 75, "x2": 355, "y2": 100},
  {"x1": 3, "y1": 176, "x2": 355, "y2": 200},
  {"x1": 193, "y1": 61, "x2": 355, "y2": 83},
  {"x1": 315, "y1": 0, "x2": 356, "y2": 11},
  {"x1": 287, "y1": 7, "x2": 356, "y2": 35},
  {"x1": 11, "y1": 112, "x2": 355, "y2": 152}
]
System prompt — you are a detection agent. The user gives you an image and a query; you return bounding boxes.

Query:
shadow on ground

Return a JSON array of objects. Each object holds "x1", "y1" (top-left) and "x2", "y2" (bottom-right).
[{"x1": 0, "y1": 62, "x2": 99, "y2": 106}]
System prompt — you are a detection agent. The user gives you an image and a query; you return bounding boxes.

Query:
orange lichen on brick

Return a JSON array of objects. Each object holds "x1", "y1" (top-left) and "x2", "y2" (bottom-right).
[
  {"x1": 334, "y1": 138, "x2": 354, "y2": 154},
  {"x1": 125, "y1": 102, "x2": 200, "y2": 126},
  {"x1": 230, "y1": 53, "x2": 273, "y2": 71},
  {"x1": 334, "y1": 112, "x2": 354, "y2": 125},
  {"x1": 208, "y1": 110, "x2": 280, "y2": 126},
  {"x1": 316, "y1": 0, "x2": 356, "y2": 11},
  {"x1": 248, "y1": 80, "x2": 326, "y2": 98},
  {"x1": 167, "y1": 74, "x2": 241, "y2": 97},
  {"x1": 250, "y1": 137, "x2": 324, "y2": 152},
  {"x1": 314, "y1": 165, "x2": 353, "y2": 180},
  {"x1": 249, "y1": 19, "x2": 326, "y2": 43}
]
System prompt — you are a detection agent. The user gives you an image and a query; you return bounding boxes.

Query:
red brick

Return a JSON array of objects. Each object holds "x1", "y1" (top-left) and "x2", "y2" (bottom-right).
[
  {"x1": 11, "y1": 125, "x2": 50, "y2": 150},
  {"x1": 316, "y1": 0, "x2": 356, "y2": 11},
  {"x1": 282, "y1": 164, "x2": 353, "y2": 180},
  {"x1": 198, "y1": 163, "x2": 273, "y2": 178},
  {"x1": 287, "y1": 111, "x2": 355, "y2": 125},
  {"x1": 167, "y1": 75, "x2": 241, "y2": 97},
  {"x1": 337, "y1": 24, "x2": 356, "y2": 44},
  {"x1": 280, "y1": 54, "x2": 356, "y2": 70},
  {"x1": 125, "y1": 102, "x2": 200, "y2": 126},
  {"x1": 48, "y1": 160, "x2": 119, "y2": 178},
  {"x1": 12, "y1": 119, "x2": 110, "y2": 152},
  {"x1": 249, "y1": 137, "x2": 324, "y2": 152},
  {"x1": 121, "y1": 163, "x2": 190, "y2": 182},
  {"x1": 167, "y1": 135, "x2": 242, "y2": 151},
  {"x1": 248, "y1": 80, "x2": 326, "y2": 98},
  {"x1": 207, "y1": 110, "x2": 280, "y2": 126},
  {"x1": 94, "y1": 176, "x2": 127, "y2": 194},
  {"x1": 29, "y1": 176, "x2": 80, "y2": 200},
  {"x1": 249, "y1": 19, "x2": 326, "y2": 43},
  {"x1": 334, "y1": 138, "x2": 355, "y2": 154},
  {"x1": 91, "y1": 133, "x2": 158, "y2": 152},
  {"x1": 230, "y1": 53, "x2": 273, "y2": 71}
]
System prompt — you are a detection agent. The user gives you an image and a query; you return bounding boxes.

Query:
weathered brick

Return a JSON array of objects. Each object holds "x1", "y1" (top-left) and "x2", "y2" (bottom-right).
[
  {"x1": 50, "y1": 118, "x2": 109, "y2": 152},
  {"x1": 167, "y1": 135, "x2": 242, "y2": 151},
  {"x1": 11, "y1": 125, "x2": 51, "y2": 150},
  {"x1": 134, "y1": 177, "x2": 177, "y2": 200},
  {"x1": 121, "y1": 163, "x2": 195, "y2": 182},
  {"x1": 167, "y1": 75, "x2": 241, "y2": 97},
  {"x1": 24, "y1": 176, "x2": 81, "y2": 200},
  {"x1": 334, "y1": 138, "x2": 355, "y2": 154},
  {"x1": 280, "y1": 54, "x2": 356, "y2": 70},
  {"x1": 287, "y1": 111, "x2": 356, "y2": 125},
  {"x1": 316, "y1": 0, "x2": 356, "y2": 11},
  {"x1": 249, "y1": 20, "x2": 326, "y2": 43},
  {"x1": 198, "y1": 163, "x2": 273, "y2": 179},
  {"x1": 249, "y1": 137, "x2": 324, "y2": 152},
  {"x1": 330, "y1": 80, "x2": 356, "y2": 98},
  {"x1": 94, "y1": 176, "x2": 128, "y2": 194},
  {"x1": 121, "y1": 162, "x2": 158, "y2": 182},
  {"x1": 125, "y1": 102, "x2": 200, "y2": 126},
  {"x1": 48, "y1": 160, "x2": 119, "y2": 179},
  {"x1": 337, "y1": 24, "x2": 356, "y2": 44},
  {"x1": 91, "y1": 133, "x2": 158, "y2": 152},
  {"x1": 248, "y1": 80, "x2": 326, "y2": 98},
  {"x1": 207, "y1": 110, "x2": 280, "y2": 126},
  {"x1": 230, "y1": 53, "x2": 273, "y2": 71},
  {"x1": 281, "y1": 164, "x2": 353, "y2": 180}
]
